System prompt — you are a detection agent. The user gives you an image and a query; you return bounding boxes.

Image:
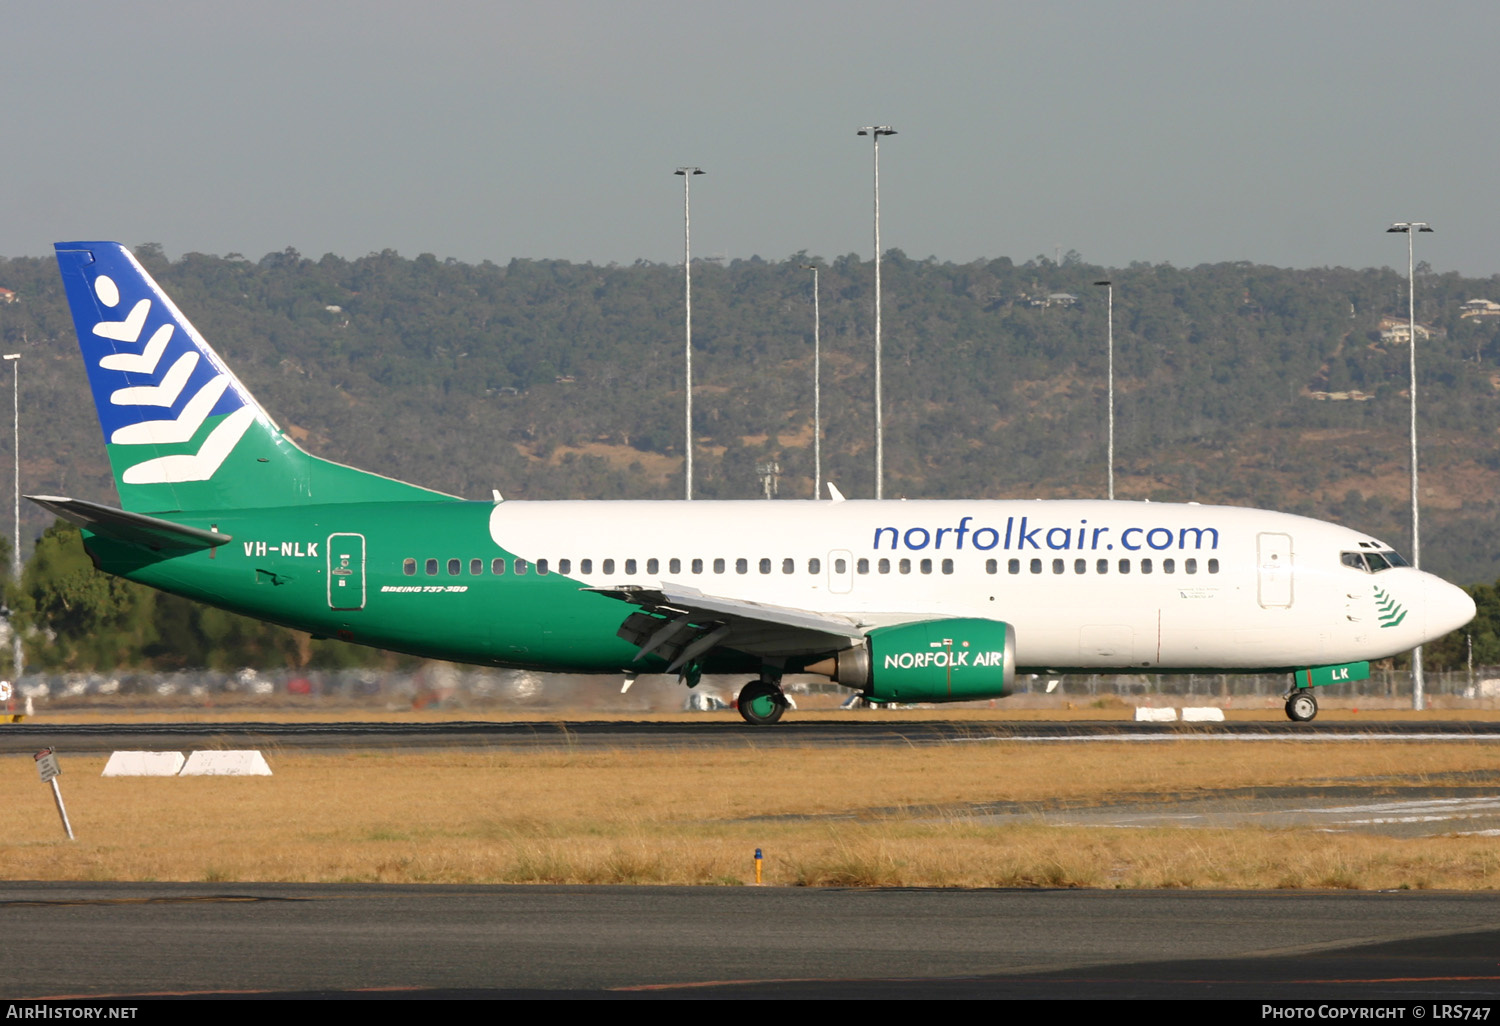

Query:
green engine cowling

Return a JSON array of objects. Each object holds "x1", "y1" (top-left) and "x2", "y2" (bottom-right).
[{"x1": 814, "y1": 618, "x2": 1016, "y2": 703}]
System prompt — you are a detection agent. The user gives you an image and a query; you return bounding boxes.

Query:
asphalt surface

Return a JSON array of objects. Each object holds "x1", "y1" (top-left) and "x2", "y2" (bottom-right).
[{"x1": 5, "y1": 883, "x2": 1500, "y2": 999}]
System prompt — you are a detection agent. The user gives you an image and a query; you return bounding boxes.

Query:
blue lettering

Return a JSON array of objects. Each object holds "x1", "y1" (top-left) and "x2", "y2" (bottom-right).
[
  {"x1": 973, "y1": 527, "x2": 999, "y2": 550},
  {"x1": 1018, "y1": 517, "x2": 1041, "y2": 550},
  {"x1": 954, "y1": 516, "x2": 973, "y2": 550},
  {"x1": 904, "y1": 527, "x2": 931, "y2": 550},
  {"x1": 1122, "y1": 527, "x2": 1143, "y2": 551},
  {"x1": 873, "y1": 527, "x2": 898, "y2": 550},
  {"x1": 1004, "y1": 517, "x2": 1014, "y2": 549},
  {"x1": 1178, "y1": 527, "x2": 1219, "y2": 550},
  {"x1": 1046, "y1": 526, "x2": 1072, "y2": 550},
  {"x1": 1147, "y1": 527, "x2": 1173, "y2": 550}
]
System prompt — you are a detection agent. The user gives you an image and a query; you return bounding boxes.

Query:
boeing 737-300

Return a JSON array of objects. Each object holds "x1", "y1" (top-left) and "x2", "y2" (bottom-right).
[{"x1": 32, "y1": 242, "x2": 1476, "y2": 723}]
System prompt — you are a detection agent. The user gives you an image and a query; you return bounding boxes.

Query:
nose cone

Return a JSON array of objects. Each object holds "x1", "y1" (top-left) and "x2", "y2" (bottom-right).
[{"x1": 1425, "y1": 575, "x2": 1476, "y2": 639}]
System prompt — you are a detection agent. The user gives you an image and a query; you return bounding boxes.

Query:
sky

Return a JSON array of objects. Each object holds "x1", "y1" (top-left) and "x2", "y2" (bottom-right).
[{"x1": 3, "y1": 1, "x2": 1497, "y2": 276}]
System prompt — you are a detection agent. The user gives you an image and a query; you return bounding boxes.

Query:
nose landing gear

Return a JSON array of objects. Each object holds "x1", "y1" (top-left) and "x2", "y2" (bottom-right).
[{"x1": 1284, "y1": 688, "x2": 1318, "y2": 723}]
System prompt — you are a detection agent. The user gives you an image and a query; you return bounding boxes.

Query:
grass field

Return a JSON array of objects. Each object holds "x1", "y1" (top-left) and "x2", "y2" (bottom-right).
[{"x1": 7, "y1": 735, "x2": 1500, "y2": 890}]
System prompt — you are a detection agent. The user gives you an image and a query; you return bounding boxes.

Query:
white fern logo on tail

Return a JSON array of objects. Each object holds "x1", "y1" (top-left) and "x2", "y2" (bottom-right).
[{"x1": 89, "y1": 272, "x2": 253, "y2": 484}]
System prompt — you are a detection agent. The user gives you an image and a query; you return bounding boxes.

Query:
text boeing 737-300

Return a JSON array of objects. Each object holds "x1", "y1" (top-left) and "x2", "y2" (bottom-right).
[{"x1": 33, "y1": 242, "x2": 1475, "y2": 724}]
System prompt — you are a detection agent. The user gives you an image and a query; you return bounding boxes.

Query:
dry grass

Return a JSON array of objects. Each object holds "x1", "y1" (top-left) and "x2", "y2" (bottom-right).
[{"x1": 6, "y1": 741, "x2": 1500, "y2": 889}]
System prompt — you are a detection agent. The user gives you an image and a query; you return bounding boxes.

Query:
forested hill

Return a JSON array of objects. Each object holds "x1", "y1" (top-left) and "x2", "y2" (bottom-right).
[{"x1": 2, "y1": 245, "x2": 1499, "y2": 585}]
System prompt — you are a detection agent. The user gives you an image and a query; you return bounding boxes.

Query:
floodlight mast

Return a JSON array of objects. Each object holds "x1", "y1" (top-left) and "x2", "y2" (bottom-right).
[
  {"x1": 1386, "y1": 221, "x2": 1434, "y2": 710},
  {"x1": 675, "y1": 167, "x2": 704, "y2": 500},
  {"x1": 857, "y1": 126, "x2": 896, "y2": 499}
]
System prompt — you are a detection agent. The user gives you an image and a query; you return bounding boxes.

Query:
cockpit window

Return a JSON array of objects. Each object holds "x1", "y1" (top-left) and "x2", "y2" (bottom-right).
[{"x1": 1341, "y1": 549, "x2": 1407, "y2": 573}]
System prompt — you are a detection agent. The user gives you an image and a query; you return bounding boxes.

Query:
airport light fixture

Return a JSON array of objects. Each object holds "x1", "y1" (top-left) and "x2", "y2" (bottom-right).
[
  {"x1": 3, "y1": 353, "x2": 19, "y2": 685},
  {"x1": 801, "y1": 263, "x2": 822, "y2": 499},
  {"x1": 675, "y1": 167, "x2": 704, "y2": 500},
  {"x1": 1387, "y1": 221, "x2": 1433, "y2": 710},
  {"x1": 857, "y1": 126, "x2": 896, "y2": 499},
  {"x1": 1093, "y1": 280, "x2": 1115, "y2": 501}
]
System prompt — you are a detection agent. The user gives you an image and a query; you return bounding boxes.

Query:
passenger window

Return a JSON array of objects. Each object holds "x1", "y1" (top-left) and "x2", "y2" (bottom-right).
[
  {"x1": 783, "y1": 558, "x2": 795, "y2": 574},
  {"x1": 1030, "y1": 559, "x2": 1042, "y2": 574},
  {"x1": 669, "y1": 558, "x2": 680, "y2": 574},
  {"x1": 987, "y1": 559, "x2": 998, "y2": 574},
  {"x1": 492, "y1": 558, "x2": 506, "y2": 575},
  {"x1": 579, "y1": 559, "x2": 591, "y2": 574},
  {"x1": 470, "y1": 558, "x2": 483, "y2": 575},
  {"x1": 898, "y1": 558, "x2": 910, "y2": 575},
  {"x1": 602, "y1": 559, "x2": 615, "y2": 575},
  {"x1": 1096, "y1": 559, "x2": 1108, "y2": 574},
  {"x1": 1141, "y1": 558, "x2": 1152, "y2": 575},
  {"x1": 1186, "y1": 558, "x2": 1198, "y2": 574},
  {"x1": 1074, "y1": 558, "x2": 1086, "y2": 574},
  {"x1": 447, "y1": 558, "x2": 461, "y2": 576},
  {"x1": 879, "y1": 558, "x2": 891, "y2": 574},
  {"x1": 426, "y1": 559, "x2": 438, "y2": 576},
  {"x1": 1008, "y1": 559, "x2": 1020, "y2": 574},
  {"x1": 736, "y1": 558, "x2": 748, "y2": 574},
  {"x1": 809, "y1": 558, "x2": 821, "y2": 574},
  {"x1": 760, "y1": 558, "x2": 772, "y2": 574},
  {"x1": 625, "y1": 559, "x2": 637, "y2": 575},
  {"x1": 1118, "y1": 559, "x2": 1130, "y2": 575},
  {"x1": 536, "y1": 558, "x2": 549, "y2": 575},
  {"x1": 857, "y1": 558, "x2": 870, "y2": 574},
  {"x1": 836, "y1": 558, "x2": 848, "y2": 574},
  {"x1": 692, "y1": 558, "x2": 703, "y2": 574},
  {"x1": 1163, "y1": 558, "x2": 1175, "y2": 574},
  {"x1": 559, "y1": 558, "x2": 571, "y2": 575},
  {"x1": 647, "y1": 558, "x2": 659, "y2": 574},
  {"x1": 1208, "y1": 558, "x2": 1219, "y2": 574},
  {"x1": 1052, "y1": 559, "x2": 1064, "y2": 574},
  {"x1": 942, "y1": 558, "x2": 953, "y2": 575},
  {"x1": 403, "y1": 558, "x2": 417, "y2": 576},
  {"x1": 714, "y1": 558, "x2": 726, "y2": 574},
  {"x1": 515, "y1": 558, "x2": 529, "y2": 576}
]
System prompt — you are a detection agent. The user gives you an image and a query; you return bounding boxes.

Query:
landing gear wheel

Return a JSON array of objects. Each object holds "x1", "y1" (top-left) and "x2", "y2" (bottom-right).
[
  {"x1": 1285, "y1": 689, "x2": 1318, "y2": 723},
  {"x1": 737, "y1": 680, "x2": 787, "y2": 725}
]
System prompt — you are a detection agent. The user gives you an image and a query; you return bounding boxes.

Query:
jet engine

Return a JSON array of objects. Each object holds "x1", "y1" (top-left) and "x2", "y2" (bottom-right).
[{"x1": 807, "y1": 618, "x2": 1016, "y2": 703}]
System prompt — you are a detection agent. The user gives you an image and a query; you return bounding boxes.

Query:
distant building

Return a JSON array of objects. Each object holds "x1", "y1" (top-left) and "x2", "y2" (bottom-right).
[
  {"x1": 0, "y1": 288, "x2": 15, "y2": 304},
  {"x1": 1377, "y1": 315, "x2": 1438, "y2": 343},
  {"x1": 1461, "y1": 298, "x2": 1500, "y2": 319}
]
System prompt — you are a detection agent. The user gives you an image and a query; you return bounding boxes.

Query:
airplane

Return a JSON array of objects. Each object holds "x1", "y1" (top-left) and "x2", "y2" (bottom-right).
[{"x1": 33, "y1": 241, "x2": 1475, "y2": 725}]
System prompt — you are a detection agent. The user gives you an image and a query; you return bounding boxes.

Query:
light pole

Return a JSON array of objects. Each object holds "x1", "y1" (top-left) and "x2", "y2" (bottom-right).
[
  {"x1": 1094, "y1": 280, "x2": 1114, "y2": 501},
  {"x1": 676, "y1": 167, "x2": 704, "y2": 500},
  {"x1": 1387, "y1": 221, "x2": 1433, "y2": 710},
  {"x1": 3, "y1": 353, "x2": 19, "y2": 686},
  {"x1": 801, "y1": 263, "x2": 822, "y2": 499},
  {"x1": 857, "y1": 126, "x2": 895, "y2": 499}
]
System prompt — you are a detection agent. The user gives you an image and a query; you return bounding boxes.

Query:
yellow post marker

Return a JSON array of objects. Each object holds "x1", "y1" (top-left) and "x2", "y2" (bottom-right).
[{"x1": 754, "y1": 847, "x2": 763, "y2": 886}]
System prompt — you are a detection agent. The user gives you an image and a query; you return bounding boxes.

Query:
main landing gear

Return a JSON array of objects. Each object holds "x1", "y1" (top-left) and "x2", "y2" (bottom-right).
[
  {"x1": 737, "y1": 680, "x2": 789, "y2": 726},
  {"x1": 1284, "y1": 688, "x2": 1318, "y2": 723}
]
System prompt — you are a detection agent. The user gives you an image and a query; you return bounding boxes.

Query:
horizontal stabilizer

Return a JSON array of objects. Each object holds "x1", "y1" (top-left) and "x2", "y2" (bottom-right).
[{"x1": 27, "y1": 494, "x2": 231, "y2": 551}]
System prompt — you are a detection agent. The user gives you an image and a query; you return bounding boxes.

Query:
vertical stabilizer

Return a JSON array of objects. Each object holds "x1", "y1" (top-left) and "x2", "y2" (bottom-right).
[{"x1": 55, "y1": 242, "x2": 450, "y2": 512}]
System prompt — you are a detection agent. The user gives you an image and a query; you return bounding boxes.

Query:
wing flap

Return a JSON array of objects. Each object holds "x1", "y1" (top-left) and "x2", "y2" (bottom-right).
[{"x1": 599, "y1": 582, "x2": 865, "y2": 662}]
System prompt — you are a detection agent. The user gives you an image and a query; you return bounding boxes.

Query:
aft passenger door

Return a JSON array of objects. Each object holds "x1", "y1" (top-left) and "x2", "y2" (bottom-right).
[{"x1": 328, "y1": 532, "x2": 366, "y2": 611}]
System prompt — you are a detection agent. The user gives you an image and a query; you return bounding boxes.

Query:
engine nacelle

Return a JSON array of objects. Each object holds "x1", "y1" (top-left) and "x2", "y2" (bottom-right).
[{"x1": 810, "y1": 618, "x2": 1016, "y2": 703}]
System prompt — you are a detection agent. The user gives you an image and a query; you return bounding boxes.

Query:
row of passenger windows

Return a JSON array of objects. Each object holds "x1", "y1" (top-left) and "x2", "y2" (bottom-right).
[{"x1": 400, "y1": 555, "x2": 1219, "y2": 577}]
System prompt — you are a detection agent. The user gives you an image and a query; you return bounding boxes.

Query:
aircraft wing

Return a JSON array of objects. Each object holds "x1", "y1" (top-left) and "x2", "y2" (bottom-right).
[{"x1": 593, "y1": 582, "x2": 866, "y2": 672}]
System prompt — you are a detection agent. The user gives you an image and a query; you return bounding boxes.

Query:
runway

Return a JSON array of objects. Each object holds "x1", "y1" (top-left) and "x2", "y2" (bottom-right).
[
  {"x1": 4, "y1": 883, "x2": 1500, "y2": 999},
  {"x1": 6, "y1": 717, "x2": 1500, "y2": 755}
]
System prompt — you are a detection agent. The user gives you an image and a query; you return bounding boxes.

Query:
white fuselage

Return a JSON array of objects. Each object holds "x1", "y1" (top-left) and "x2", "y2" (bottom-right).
[{"x1": 487, "y1": 498, "x2": 1474, "y2": 672}]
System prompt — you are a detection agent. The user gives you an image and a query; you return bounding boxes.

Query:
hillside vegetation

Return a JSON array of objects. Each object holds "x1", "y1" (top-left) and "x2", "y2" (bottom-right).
[{"x1": 1, "y1": 245, "x2": 1499, "y2": 670}]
